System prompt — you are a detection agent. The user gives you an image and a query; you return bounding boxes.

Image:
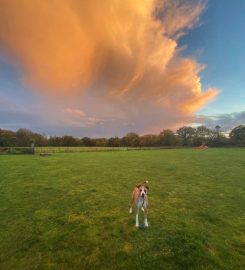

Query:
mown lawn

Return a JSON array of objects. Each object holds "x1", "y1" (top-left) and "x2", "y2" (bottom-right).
[{"x1": 0, "y1": 149, "x2": 244, "y2": 269}]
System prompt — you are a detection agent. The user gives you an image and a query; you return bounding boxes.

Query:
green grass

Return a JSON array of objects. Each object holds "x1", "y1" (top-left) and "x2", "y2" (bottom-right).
[{"x1": 0, "y1": 148, "x2": 244, "y2": 269}]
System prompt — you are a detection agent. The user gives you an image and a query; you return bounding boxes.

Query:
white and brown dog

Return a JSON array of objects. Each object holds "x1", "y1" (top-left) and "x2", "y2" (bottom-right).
[{"x1": 129, "y1": 181, "x2": 149, "y2": 227}]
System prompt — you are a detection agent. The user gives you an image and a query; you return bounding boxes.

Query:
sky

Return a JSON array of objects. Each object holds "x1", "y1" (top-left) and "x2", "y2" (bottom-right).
[{"x1": 0, "y1": 0, "x2": 244, "y2": 137}]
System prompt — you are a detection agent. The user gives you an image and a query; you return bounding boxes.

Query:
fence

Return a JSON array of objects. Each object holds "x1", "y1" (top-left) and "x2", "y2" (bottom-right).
[
  {"x1": 35, "y1": 146, "x2": 177, "y2": 153},
  {"x1": 0, "y1": 146, "x2": 177, "y2": 154},
  {"x1": 0, "y1": 147, "x2": 35, "y2": 155}
]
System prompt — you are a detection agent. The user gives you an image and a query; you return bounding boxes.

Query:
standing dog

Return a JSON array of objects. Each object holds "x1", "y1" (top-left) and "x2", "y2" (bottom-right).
[{"x1": 129, "y1": 181, "x2": 149, "y2": 227}]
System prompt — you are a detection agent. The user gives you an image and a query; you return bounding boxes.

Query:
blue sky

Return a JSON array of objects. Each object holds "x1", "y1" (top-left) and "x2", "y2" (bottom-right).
[
  {"x1": 179, "y1": 0, "x2": 245, "y2": 115},
  {"x1": 0, "y1": 0, "x2": 244, "y2": 136}
]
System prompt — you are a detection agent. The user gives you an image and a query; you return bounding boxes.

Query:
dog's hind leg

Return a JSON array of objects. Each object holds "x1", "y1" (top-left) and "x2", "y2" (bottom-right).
[
  {"x1": 144, "y1": 208, "x2": 148, "y2": 227},
  {"x1": 129, "y1": 192, "x2": 134, "y2": 214},
  {"x1": 135, "y1": 207, "x2": 139, "y2": 227}
]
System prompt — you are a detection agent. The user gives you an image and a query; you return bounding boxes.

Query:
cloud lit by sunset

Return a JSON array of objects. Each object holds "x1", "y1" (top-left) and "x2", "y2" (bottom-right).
[{"x1": 0, "y1": 0, "x2": 220, "y2": 135}]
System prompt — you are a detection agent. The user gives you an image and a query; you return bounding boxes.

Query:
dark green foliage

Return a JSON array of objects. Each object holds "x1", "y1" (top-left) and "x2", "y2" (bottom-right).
[
  {"x1": 107, "y1": 136, "x2": 121, "y2": 147},
  {"x1": 121, "y1": 133, "x2": 140, "y2": 147},
  {"x1": 0, "y1": 129, "x2": 18, "y2": 146},
  {"x1": 159, "y1": 129, "x2": 178, "y2": 146},
  {"x1": 81, "y1": 136, "x2": 96, "y2": 146},
  {"x1": 176, "y1": 126, "x2": 196, "y2": 146},
  {"x1": 1, "y1": 125, "x2": 245, "y2": 148},
  {"x1": 60, "y1": 136, "x2": 79, "y2": 147},
  {"x1": 230, "y1": 125, "x2": 245, "y2": 146}
]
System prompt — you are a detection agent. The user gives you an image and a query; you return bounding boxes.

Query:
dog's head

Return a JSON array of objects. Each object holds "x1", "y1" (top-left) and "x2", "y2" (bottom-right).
[{"x1": 137, "y1": 182, "x2": 149, "y2": 198}]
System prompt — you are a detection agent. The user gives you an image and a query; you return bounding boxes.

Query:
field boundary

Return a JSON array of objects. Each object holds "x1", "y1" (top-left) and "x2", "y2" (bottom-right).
[
  {"x1": 0, "y1": 146, "x2": 185, "y2": 154},
  {"x1": 0, "y1": 147, "x2": 34, "y2": 155}
]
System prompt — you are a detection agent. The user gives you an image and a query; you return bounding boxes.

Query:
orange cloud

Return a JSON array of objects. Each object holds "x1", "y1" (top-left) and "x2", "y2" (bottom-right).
[
  {"x1": 64, "y1": 108, "x2": 86, "y2": 118},
  {"x1": 0, "y1": 0, "x2": 219, "y2": 135}
]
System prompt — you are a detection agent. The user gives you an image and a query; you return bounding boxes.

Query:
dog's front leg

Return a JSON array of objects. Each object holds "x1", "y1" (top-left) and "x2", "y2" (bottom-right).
[
  {"x1": 144, "y1": 208, "x2": 148, "y2": 227},
  {"x1": 135, "y1": 207, "x2": 139, "y2": 227}
]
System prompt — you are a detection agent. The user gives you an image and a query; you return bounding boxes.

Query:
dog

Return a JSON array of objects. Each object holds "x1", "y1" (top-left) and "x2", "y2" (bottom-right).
[{"x1": 129, "y1": 181, "x2": 149, "y2": 227}]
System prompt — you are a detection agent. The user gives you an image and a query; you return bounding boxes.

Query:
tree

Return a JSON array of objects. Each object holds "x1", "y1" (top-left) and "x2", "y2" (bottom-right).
[
  {"x1": 139, "y1": 134, "x2": 158, "y2": 147},
  {"x1": 0, "y1": 129, "x2": 18, "y2": 146},
  {"x1": 82, "y1": 137, "x2": 96, "y2": 146},
  {"x1": 49, "y1": 136, "x2": 62, "y2": 146},
  {"x1": 121, "y1": 133, "x2": 140, "y2": 147},
  {"x1": 32, "y1": 132, "x2": 48, "y2": 146},
  {"x1": 95, "y1": 138, "x2": 108, "y2": 147},
  {"x1": 194, "y1": 126, "x2": 211, "y2": 146},
  {"x1": 176, "y1": 126, "x2": 196, "y2": 146},
  {"x1": 107, "y1": 137, "x2": 120, "y2": 147},
  {"x1": 61, "y1": 136, "x2": 79, "y2": 147},
  {"x1": 229, "y1": 125, "x2": 245, "y2": 146},
  {"x1": 215, "y1": 125, "x2": 221, "y2": 141},
  {"x1": 159, "y1": 129, "x2": 176, "y2": 146},
  {"x1": 215, "y1": 125, "x2": 221, "y2": 133},
  {"x1": 16, "y1": 128, "x2": 34, "y2": 147}
]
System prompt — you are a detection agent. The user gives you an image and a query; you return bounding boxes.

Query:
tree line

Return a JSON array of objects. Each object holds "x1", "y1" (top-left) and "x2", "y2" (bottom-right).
[{"x1": 0, "y1": 125, "x2": 244, "y2": 147}]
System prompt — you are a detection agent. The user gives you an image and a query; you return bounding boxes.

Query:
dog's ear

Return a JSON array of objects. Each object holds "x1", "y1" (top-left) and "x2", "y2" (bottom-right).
[
  {"x1": 136, "y1": 181, "x2": 144, "y2": 188},
  {"x1": 145, "y1": 185, "x2": 149, "y2": 190}
]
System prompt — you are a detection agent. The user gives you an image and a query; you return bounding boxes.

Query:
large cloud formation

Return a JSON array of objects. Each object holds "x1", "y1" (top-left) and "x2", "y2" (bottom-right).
[{"x1": 0, "y1": 0, "x2": 218, "y2": 136}]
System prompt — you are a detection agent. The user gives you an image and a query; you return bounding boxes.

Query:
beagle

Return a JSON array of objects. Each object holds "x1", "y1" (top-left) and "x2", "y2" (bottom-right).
[{"x1": 129, "y1": 181, "x2": 149, "y2": 227}]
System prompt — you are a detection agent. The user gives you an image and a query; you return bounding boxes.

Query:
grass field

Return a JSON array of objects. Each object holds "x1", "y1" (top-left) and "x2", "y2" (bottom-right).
[{"x1": 0, "y1": 149, "x2": 244, "y2": 269}]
